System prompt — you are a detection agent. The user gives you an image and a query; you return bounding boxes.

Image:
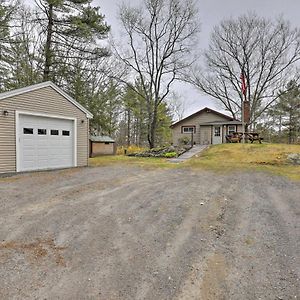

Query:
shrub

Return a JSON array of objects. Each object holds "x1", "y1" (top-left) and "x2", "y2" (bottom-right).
[
  {"x1": 117, "y1": 145, "x2": 148, "y2": 155},
  {"x1": 164, "y1": 152, "x2": 177, "y2": 158},
  {"x1": 178, "y1": 136, "x2": 191, "y2": 145}
]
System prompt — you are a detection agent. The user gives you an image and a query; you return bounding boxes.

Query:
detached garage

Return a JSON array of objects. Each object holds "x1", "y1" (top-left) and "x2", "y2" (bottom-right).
[{"x1": 0, "y1": 81, "x2": 93, "y2": 173}]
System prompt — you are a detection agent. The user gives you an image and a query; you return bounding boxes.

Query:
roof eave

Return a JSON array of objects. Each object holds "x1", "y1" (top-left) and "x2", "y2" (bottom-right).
[
  {"x1": 170, "y1": 107, "x2": 237, "y2": 128},
  {"x1": 0, "y1": 81, "x2": 93, "y2": 119}
]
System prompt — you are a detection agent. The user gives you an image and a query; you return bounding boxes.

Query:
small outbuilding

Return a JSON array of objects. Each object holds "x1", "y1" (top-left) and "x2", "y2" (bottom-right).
[
  {"x1": 0, "y1": 81, "x2": 93, "y2": 174},
  {"x1": 89, "y1": 136, "x2": 116, "y2": 157}
]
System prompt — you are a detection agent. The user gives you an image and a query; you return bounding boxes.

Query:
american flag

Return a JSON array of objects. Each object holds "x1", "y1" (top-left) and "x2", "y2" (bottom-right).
[{"x1": 240, "y1": 72, "x2": 247, "y2": 97}]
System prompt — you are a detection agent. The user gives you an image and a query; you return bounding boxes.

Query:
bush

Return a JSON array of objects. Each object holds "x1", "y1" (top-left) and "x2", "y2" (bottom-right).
[
  {"x1": 178, "y1": 136, "x2": 191, "y2": 145},
  {"x1": 117, "y1": 145, "x2": 147, "y2": 155},
  {"x1": 164, "y1": 152, "x2": 177, "y2": 158}
]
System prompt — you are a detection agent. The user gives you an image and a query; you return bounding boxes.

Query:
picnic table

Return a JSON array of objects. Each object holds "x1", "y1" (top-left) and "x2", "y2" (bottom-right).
[{"x1": 226, "y1": 132, "x2": 263, "y2": 143}]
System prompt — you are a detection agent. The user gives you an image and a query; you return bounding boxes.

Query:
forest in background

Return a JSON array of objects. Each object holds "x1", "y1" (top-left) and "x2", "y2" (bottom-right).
[{"x1": 0, "y1": 0, "x2": 299, "y2": 147}]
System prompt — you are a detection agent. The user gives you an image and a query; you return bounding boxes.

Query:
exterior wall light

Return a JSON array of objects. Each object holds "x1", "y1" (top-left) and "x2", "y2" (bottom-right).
[
  {"x1": 3, "y1": 110, "x2": 9, "y2": 116},
  {"x1": 81, "y1": 119, "x2": 85, "y2": 124}
]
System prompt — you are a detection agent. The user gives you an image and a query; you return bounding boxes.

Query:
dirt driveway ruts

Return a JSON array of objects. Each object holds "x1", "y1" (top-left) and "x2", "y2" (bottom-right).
[{"x1": 0, "y1": 166, "x2": 299, "y2": 299}]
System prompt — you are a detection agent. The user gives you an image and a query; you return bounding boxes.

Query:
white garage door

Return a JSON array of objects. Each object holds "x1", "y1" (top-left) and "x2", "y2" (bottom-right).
[{"x1": 18, "y1": 114, "x2": 75, "y2": 171}]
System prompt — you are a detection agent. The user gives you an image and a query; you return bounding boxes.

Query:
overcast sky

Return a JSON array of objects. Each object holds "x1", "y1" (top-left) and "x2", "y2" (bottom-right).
[{"x1": 92, "y1": 0, "x2": 300, "y2": 118}]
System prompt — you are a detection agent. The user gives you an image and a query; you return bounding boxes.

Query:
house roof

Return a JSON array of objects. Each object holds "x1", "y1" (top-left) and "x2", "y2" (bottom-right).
[
  {"x1": 0, "y1": 81, "x2": 93, "y2": 119},
  {"x1": 200, "y1": 120, "x2": 242, "y2": 125},
  {"x1": 170, "y1": 107, "x2": 238, "y2": 128},
  {"x1": 90, "y1": 135, "x2": 115, "y2": 143}
]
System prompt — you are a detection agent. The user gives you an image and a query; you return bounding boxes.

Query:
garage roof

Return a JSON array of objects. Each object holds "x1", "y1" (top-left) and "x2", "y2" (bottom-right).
[
  {"x1": 90, "y1": 136, "x2": 115, "y2": 143},
  {"x1": 0, "y1": 81, "x2": 93, "y2": 119}
]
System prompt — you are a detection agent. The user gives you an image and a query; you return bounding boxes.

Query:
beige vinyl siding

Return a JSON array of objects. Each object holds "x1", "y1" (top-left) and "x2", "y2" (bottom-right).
[
  {"x1": 0, "y1": 108, "x2": 16, "y2": 173},
  {"x1": 172, "y1": 111, "x2": 230, "y2": 145},
  {"x1": 0, "y1": 86, "x2": 89, "y2": 173}
]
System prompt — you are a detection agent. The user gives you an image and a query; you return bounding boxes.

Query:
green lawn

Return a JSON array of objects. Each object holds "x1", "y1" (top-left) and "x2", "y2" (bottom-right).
[
  {"x1": 185, "y1": 143, "x2": 300, "y2": 180},
  {"x1": 89, "y1": 154, "x2": 176, "y2": 169},
  {"x1": 89, "y1": 143, "x2": 300, "y2": 180}
]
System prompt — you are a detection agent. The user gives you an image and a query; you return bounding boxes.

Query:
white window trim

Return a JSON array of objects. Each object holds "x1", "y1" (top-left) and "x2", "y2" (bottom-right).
[
  {"x1": 214, "y1": 126, "x2": 221, "y2": 137},
  {"x1": 182, "y1": 126, "x2": 196, "y2": 134},
  {"x1": 228, "y1": 125, "x2": 237, "y2": 134},
  {"x1": 15, "y1": 110, "x2": 77, "y2": 172}
]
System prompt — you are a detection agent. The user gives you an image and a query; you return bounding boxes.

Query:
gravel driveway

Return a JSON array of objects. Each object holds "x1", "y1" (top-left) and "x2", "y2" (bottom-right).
[{"x1": 0, "y1": 166, "x2": 299, "y2": 299}]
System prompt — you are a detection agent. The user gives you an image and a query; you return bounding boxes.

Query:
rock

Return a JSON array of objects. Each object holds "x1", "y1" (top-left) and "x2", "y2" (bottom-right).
[
  {"x1": 287, "y1": 153, "x2": 300, "y2": 165},
  {"x1": 127, "y1": 146, "x2": 186, "y2": 158}
]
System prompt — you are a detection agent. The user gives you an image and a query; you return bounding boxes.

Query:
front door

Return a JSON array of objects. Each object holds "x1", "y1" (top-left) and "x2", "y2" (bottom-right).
[{"x1": 212, "y1": 126, "x2": 222, "y2": 144}]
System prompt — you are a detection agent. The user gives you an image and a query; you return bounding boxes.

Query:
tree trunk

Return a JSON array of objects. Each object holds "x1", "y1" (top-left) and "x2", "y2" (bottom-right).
[
  {"x1": 127, "y1": 109, "x2": 131, "y2": 147},
  {"x1": 148, "y1": 106, "x2": 158, "y2": 149},
  {"x1": 288, "y1": 111, "x2": 292, "y2": 144},
  {"x1": 279, "y1": 115, "x2": 282, "y2": 134},
  {"x1": 43, "y1": 3, "x2": 53, "y2": 81}
]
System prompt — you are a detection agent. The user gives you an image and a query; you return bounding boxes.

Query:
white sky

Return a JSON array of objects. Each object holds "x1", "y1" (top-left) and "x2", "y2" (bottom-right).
[
  {"x1": 25, "y1": 0, "x2": 300, "y2": 118},
  {"x1": 94, "y1": 0, "x2": 300, "y2": 117}
]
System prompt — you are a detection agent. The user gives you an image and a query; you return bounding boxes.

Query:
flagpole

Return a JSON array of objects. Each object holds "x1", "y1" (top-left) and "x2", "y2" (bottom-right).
[
  {"x1": 240, "y1": 70, "x2": 247, "y2": 144},
  {"x1": 242, "y1": 95, "x2": 245, "y2": 144}
]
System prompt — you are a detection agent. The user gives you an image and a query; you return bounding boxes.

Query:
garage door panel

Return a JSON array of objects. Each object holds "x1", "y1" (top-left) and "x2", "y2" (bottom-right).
[{"x1": 19, "y1": 114, "x2": 75, "y2": 171}]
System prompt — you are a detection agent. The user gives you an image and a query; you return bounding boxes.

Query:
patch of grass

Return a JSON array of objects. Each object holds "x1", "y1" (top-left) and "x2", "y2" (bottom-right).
[
  {"x1": 89, "y1": 143, "x2": 300, "y2": 180},
  {"x1": 245, "y1": 236, "x2": 255, "y2": 246},
  {"x1": 186, "y1": 143, "x2": 300, "y2": 180},
  {"x1": 89, "y1": 154, "x2": 178, "y2": 169}
]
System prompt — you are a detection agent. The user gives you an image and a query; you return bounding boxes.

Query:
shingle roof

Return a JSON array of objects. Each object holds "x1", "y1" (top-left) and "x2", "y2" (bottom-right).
[
  {"x1": 200, "y1": 120, "x2": 242, "y2": 125},
  {"x1": 170, "y1": 107, "x2": 239, "y2": 128},
  {"x1": 90, "y1": 135, "x2": 115, "y2": 143}
]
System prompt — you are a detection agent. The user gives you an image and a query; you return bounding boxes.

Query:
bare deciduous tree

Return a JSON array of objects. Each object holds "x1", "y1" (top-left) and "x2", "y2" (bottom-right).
[
  {"x1": 114, "y1": 0, "x2": 199, "y2": 148},
  {"x1": 190, "y1": 13, "x2": 300, "y2": 125}
]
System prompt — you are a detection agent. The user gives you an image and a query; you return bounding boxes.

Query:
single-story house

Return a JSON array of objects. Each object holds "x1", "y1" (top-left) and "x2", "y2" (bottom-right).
[
  {"x1": 171, "y1": 107, "x2": 242, "y2": 145},
  {"x1": 89, "y1": 135, "x2": 116, "y2": 157},
  {"x1": 0, "y1": 81, "x2": 93, "y2": 174}
]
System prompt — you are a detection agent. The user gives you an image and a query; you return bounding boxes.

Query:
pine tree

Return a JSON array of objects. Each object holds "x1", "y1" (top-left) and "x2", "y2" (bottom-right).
[
  {"x1": 270, "y1": 81, "x2": 300, "y2": 143},
  {"x1": 34, "y1": 0, "x2": 110, "y2": 81},
  {"x1": 0, "y1": 0, "x2": 17, "y2": 91}
]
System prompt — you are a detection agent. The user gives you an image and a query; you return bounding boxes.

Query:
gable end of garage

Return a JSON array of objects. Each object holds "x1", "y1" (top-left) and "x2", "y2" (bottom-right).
[{"x1": 0, "y1": 81, "x2": 93, "y2": 119}]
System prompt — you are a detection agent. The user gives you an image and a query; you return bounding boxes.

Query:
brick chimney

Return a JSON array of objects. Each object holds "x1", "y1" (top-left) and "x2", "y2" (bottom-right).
[{"x1": 243, "y1": 101, "x2": 250, "y2": 124}]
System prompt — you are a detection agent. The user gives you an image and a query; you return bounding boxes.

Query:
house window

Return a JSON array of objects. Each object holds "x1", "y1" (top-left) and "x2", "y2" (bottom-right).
[
  {"x1": 23, "y1": 128, "x2": 33, "y2": 134},
  {"x1": 38, "y1": 129, "x2": 47, "y2": 135},
  {"x1": 214, "y1": 126, "x2": 221, "y2": 137},
  {"x1": 62, "y1": 130, "x2": 70, "y2": 136},
  {"x1": 182, "y1": 126, "x2": 196, "y2": 133},
  {"x1": 228, "y1": 125, "x2": 236, "y2": 135},
  {"x1": 105, "y1": 142, "x2": 110, "y2": 145}
]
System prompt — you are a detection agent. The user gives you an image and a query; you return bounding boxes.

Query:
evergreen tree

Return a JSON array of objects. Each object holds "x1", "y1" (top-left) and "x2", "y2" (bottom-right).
[
  {"x1": 270, "y1": 81, "x2": 300, "y2": 143},
  {"x1": 34, "y1": 0, "x2": 110, "y2": 81},
  {"x1": 120, "y1": 82, "x2": 172, "y2": 147},
  {"x1": 0, "y1": 0, "x2": 17, "y2": 91}
]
